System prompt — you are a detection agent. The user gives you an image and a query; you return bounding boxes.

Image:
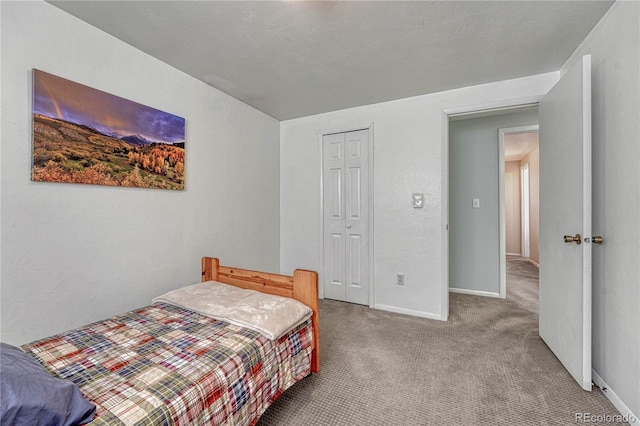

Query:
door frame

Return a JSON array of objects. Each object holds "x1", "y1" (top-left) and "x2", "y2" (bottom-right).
[
  {"x1": 521, "y1": 162, "x2": 531, "y2": 259},
  {"x1": 318, "y1": 123, "x2": 375, "y2": 307},
  {"x1": 441, "y1": 96, "x2": 543, "y2": 318},
  {"x1": 498, "y1": 125, "x2": 539, "y2": 298}
]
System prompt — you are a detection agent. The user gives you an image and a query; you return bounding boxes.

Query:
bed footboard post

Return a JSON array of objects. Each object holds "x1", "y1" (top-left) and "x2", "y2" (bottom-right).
[
  {"x1": 202, "y1": 257, "x2": 219, "y2": 282},
  {"x1": 293, "y1": 269, "x2": 320, "y2": 373}
]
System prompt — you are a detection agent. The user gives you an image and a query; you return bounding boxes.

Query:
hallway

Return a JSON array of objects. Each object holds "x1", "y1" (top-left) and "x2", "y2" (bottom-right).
[{"x1": 506, "y1": 256, "x2": 539, "y2": 314}]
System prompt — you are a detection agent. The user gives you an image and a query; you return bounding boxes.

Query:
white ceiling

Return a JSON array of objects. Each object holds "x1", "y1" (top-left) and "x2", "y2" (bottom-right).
[
  {"x1": 505, "y1": 131, "x2": 539, "y2": 162},
  {"x1": 49, "y1": 1, "x2": 614, "y2": 121}
]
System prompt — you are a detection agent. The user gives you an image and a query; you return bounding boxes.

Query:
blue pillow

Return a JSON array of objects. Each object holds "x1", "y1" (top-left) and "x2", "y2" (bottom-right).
[{"x1": 0, "y1": 342, "x2": 96, "y2": 426}]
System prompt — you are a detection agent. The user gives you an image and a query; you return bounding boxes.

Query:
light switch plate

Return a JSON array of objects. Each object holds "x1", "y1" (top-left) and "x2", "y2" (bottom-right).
[{"x1": 412, "y1": 193, "x2": 424, "y2": 208}]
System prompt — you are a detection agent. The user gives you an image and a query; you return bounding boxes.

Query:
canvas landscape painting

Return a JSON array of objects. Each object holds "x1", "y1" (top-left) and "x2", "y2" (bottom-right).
[{"x1": 32, "y1": 69, "x2": 185, "y2": 190}]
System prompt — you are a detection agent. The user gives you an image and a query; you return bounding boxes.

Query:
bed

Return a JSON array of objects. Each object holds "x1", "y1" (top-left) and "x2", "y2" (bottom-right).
[{"x1": 2, "y1": 257, "x2": 319, "y2": 426}]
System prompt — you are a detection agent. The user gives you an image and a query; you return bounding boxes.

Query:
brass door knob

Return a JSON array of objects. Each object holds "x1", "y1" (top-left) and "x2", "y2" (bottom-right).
[{"x1": 563, "y1": 234, "x2": 582, "y2": 245}]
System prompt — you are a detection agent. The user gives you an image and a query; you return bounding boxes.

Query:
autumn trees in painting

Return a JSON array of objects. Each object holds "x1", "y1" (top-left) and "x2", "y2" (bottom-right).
[
  {"x1": 32, "y1": 70, "x2": 186, "y2": 190},
  {"x1": 32, "y1": 114, "x2": 185, "y2": 189}
]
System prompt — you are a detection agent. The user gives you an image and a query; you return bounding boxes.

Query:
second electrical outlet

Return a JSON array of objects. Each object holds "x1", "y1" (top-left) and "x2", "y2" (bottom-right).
[{"x1": 397, "y1": 273, "x2": 405, "y2": 286}]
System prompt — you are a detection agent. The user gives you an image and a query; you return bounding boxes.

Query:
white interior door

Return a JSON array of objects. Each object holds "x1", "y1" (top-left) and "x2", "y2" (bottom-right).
[
  {"x1": 323, "y1": 132, "x2": 346, "y2": 302},
  {"x1": 323, "y1": 129, "x2": 370, "y2": 305},
  {"x1": 539, "y1": 55, "x2": 592, "y2": 391}
]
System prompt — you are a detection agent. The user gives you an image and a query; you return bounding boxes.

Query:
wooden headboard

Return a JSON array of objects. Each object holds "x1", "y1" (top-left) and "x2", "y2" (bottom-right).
[{"x1": 201, "y1": 257, "x2": 319, "y2": 373}]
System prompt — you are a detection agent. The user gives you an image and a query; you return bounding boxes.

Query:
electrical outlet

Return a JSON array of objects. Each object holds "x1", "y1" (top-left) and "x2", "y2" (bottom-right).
[{"x1": 397, "y1": 273, "x2": 405, "y2": 286}]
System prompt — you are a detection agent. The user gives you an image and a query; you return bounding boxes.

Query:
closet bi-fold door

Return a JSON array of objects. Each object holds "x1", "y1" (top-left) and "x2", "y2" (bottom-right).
[{"x1": 323, "y1": 129, "x2": 369, "y2": 305}]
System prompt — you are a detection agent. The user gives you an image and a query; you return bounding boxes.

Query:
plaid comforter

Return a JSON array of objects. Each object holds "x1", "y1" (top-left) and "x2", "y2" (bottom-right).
[{"x1": 21, "y1": 302, "x2": 313, "y2": 426}]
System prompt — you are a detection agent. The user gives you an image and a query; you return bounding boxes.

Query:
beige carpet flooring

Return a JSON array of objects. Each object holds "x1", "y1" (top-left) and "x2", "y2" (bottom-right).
[{"x1": 257, "y1": 258, "x2": 620, "y2": 425}]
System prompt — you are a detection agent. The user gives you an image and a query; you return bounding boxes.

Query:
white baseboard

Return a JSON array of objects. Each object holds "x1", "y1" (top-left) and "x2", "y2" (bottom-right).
[
  {"x1": 591, "y1": 369, "x2": 638, "y2": 425},
  {"x1": 449, "y1": 287, "x2": 501, "y2": 298},
  {"x1": 374, "y1": 304, "x2": 445, "y2": 321}
]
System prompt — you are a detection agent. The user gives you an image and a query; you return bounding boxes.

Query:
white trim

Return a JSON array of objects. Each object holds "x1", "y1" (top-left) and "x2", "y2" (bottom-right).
[
  {"x1": 499, "y1": 129, "x2": 506, "y2": 298},
  {"x1": 317, "y1": 133, "x2": 325, "y2": 300},
  {"x1": 499, "y1": 125, "x2": 539, "y2": 299},
  {"x1": 506, "y1": 252, "x2": 522, "y2": 257},
  {"x1": 374, "y1": 303, "x2": 444, "y2": 321},
  {"x1": 449, "y1": 287, "x2": 502, "y2": 299},
  {"x1": 521, "y1": 162, "x2": 531, "y2": 259},
  {"x1": 440, "y1": 111, "x2": 450, "y2": 320},
  {"x1": 499, "y1": 125, "x2": 539, "y2": 135},
  {"x1": 318, "y1": 123, "x2": 374, "y2": 137},
  {"x1": 442, "y1": 96, "x2": 544, "y2": 320},
  {"x1": 592, "y1": 370, "x2": 639, "y2": 425},
  {"x1": 318, "y1": 124, "x2": 375, "y2": 307},
  {"x1": 368, "y1": 125, "x2": 375, "y2": 308},
  {"x1": 445, "y1": 98, "x2": 541, "y2": 118}
]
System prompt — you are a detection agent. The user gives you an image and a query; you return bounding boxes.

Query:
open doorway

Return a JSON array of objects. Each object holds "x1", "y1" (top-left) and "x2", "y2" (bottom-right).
[
  {"x1": 448, "y1": 106, "x2": 539, "y2": 300},
  {"x1": 443, "y1": 61, "x2": 593, "y2": 389},
  {"x1": 500, "y1": 127, "x2": 540, "y2": 296}
]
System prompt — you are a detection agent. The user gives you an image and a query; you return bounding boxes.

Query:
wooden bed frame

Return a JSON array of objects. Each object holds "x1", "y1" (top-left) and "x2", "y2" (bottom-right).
[{"x1": 202, "y1": 257, "x2": 320, "y2": 373}]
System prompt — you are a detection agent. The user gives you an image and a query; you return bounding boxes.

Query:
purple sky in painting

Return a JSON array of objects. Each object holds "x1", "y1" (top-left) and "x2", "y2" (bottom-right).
[{"x1": 33, "y1": 69, "x2": 185, "y2": 144}]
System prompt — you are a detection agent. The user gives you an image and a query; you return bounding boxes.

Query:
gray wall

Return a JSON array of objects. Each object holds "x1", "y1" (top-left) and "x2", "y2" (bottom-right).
[
  {"x1": 1, "y1": 1, "x2": 281, "y2": 345},
  {"x1": 449, "y1": 109, "x2": 538, "y2": 295},
  {"x1": 562, "y1": 1, "x2": 639, "y2": 417}
]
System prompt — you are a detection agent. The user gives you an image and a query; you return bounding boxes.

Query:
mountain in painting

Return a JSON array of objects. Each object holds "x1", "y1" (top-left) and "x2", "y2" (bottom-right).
[{"x1": 121, "y1": 134, "x2": 154, "y2": 147}]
